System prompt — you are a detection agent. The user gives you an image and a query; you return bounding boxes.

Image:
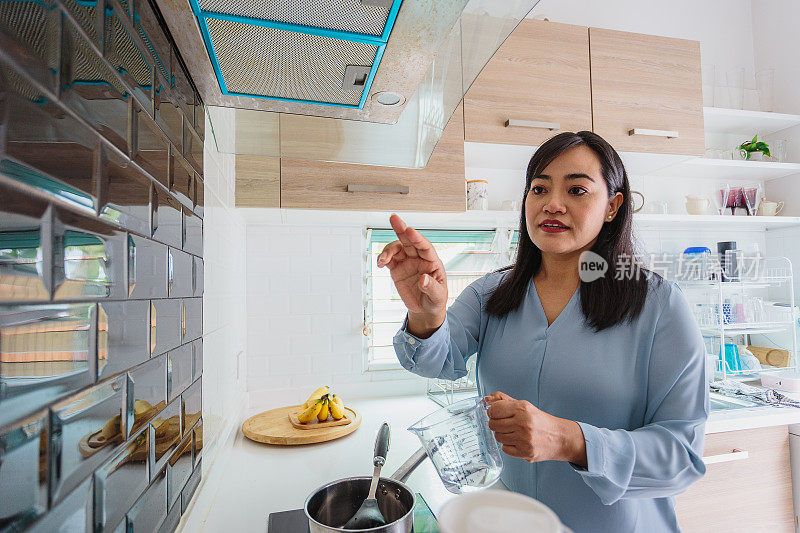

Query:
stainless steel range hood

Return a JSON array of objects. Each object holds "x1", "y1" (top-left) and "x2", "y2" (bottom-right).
[{"x1": 155, "y1": 0, "x2": 540, "y2": 167}]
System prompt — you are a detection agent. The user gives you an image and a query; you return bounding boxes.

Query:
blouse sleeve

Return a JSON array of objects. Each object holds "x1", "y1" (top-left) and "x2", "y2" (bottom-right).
[
  {"x1": 392, "y1": 276, "x2": 486, "y2": 380},
  {"x1": 570, "y1": 281, "x2": 709, "y2": 505}
]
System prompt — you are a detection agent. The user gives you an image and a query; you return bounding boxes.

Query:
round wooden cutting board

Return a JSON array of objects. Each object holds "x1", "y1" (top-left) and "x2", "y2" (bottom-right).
[{"x1": 242, "y1": 405, "x2": 361, "y2": 445}]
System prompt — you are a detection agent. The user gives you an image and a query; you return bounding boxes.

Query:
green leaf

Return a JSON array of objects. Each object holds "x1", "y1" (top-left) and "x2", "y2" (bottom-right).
[{"x1": 752, "y1": 134, "x2": 758, "y2": 143}]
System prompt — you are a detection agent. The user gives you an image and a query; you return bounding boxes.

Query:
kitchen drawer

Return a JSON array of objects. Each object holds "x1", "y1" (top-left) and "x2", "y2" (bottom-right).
[
  {"x1": 589, "y1": 28, "x2": 704, "y2": 156},
  {"x1": 464, "y1": 19, "x2": 592, "y2": 146},
  {"x1": 675, "y1": 425, "x2": 793, "y2": 532},
  {"x1": 280, "y1": 104, "x2": 465, "y2": 212}
]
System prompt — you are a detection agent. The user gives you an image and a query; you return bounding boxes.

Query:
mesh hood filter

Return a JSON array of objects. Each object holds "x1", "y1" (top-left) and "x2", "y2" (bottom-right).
[
  {"x1": 206, "y1": 18, "x2": 378, "y2": 106},
  {"x1": 197, "y1": 0, "x2": 391, "y2": 37}
]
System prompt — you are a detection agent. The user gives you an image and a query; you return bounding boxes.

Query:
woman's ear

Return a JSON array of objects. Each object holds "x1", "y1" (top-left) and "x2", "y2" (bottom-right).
[{"x1": 607, "y1": 192, "x2": 624, "y2": 220}]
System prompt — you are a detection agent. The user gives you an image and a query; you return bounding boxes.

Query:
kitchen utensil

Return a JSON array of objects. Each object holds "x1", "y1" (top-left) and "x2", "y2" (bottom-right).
[
  {"x1": 304, "y1": 442, "x2": 429, "y2": 533},
  {"x1": 407, "y1": 396, "x2": 503, "y2": 495},
  {"x1": 242, "y1": 405, "x2": 361, "y2": 445},
  {"x1": 343, "y1": 423, "x2": 390, "y2": 529},
  {"x1": 717, "y1": 241, "x2": 738, "y2": 282},
  {"x1": 714, "y1": 185, "x2": 731, "y2": 215},
  {"x1": 437, "y1": 490, "x2": 571, "y2": 533},
  {"x1": 747, "y1": 346, "x2": 790, "y2": 368},
  {"x1": 685, "y1": 195, "x2": 710, "y2": 215},
  {"x1": 758, "y1": 200, "x2": 784, "y2": 216},
  {"x1": 630, "y1": 190, "x2": 645, "y2": 213},
  {"x1": 466, "y1": 180, "x2": 489, "y2": 210}
]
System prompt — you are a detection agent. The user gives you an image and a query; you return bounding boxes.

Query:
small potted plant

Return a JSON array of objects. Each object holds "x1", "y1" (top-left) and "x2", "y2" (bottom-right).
[{"x1": 738, "y1": 135, "x2": 771, "y2": 161}]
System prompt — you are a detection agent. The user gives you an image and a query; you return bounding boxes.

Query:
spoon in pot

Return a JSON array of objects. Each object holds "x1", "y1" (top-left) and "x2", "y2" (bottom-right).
[{"x1": 344, "y1": 422, "x2": 390, "y2": 530}]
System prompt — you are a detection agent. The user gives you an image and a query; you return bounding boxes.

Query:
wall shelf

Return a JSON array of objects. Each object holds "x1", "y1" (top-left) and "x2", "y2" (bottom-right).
[
  {"x1": 703, "y1": 107, "x2": 800, "y2": 137},
  {"x1": 646, "y1": 158, "x2": 800, "y2": 180}
]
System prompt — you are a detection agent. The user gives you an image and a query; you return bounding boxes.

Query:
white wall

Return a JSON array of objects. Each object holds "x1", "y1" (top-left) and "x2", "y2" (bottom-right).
[
  {"x1": 200, "y1": 110, "x2": 248, "y2": 473},
  {"x1": 244, "y1": 221, "x2": 428, "y2": 407}
]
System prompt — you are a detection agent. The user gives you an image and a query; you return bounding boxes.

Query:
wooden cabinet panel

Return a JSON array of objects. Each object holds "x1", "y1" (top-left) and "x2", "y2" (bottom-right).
[
  {"x1": 235, "y1": 155, "x2": 280, "y2": 207},
  {"x1": 464, "y1": 19, "x2": 592, "y2": 146},
  {"x1": 589, "y1": 28, "x2": 704, "y2": 156},
  {"x1": 280, "y1": 104, "x2": 465, "y2": 212},
  {"x1": 675, "y1": 426, "x2": 794, "y2": 532}
]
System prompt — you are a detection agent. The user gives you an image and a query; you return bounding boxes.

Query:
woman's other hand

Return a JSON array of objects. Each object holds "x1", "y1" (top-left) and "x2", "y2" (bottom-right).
[
  {"x1": 377, "y1": 214, "x2": 448, "y2": 338},
  {"x1": 485, "y1": 391, "x2": 587, "y2": 467}
]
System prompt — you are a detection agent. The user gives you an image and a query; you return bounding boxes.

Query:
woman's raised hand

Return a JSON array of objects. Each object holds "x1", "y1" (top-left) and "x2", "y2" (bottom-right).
[{"x1": 376, "y1": 214, "x2": 448, "y2": 337}]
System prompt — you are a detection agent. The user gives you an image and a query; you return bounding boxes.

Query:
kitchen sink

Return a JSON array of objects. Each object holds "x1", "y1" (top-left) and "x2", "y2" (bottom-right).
[{"x1": 709, "y1": 391, "x2": 760, "y2": 411}]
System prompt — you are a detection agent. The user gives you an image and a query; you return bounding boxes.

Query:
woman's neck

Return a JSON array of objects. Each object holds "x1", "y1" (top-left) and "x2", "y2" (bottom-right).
[{"x1": 535, "y1": 251, "x2": 581, "y2": 290}]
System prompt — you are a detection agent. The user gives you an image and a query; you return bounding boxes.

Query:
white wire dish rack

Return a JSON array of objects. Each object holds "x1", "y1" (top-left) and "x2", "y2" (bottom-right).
[{"x1": 659, "y1": 252, "x2": 798, "y2": 381}]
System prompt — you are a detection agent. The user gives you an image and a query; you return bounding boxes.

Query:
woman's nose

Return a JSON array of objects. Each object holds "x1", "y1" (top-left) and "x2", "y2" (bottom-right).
[{"x1": 543, "y1": 193, "x2": 567, "y2": 214}]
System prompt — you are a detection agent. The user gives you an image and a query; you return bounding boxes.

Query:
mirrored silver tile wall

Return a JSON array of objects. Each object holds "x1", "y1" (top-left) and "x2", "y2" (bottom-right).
[{"x1": 0, "y1": 0, "x2": 203, "y2": 529}]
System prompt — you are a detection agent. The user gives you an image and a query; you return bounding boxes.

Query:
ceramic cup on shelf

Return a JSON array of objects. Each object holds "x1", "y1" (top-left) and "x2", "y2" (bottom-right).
[
  {"x1": 466, "y1": 179, "x2": 489, "y2": 210},
  {"x1": 685, "y1": 195, "x2": 710, "y2": 215},
  {"x1": 758, "y1": 200, "x2": 784, "y2": 216}
]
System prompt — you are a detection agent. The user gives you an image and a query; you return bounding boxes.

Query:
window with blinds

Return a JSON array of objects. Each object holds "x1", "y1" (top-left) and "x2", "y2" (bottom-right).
[{"x1": 365, "y1": 228, "x2": 514, "y2": 368}]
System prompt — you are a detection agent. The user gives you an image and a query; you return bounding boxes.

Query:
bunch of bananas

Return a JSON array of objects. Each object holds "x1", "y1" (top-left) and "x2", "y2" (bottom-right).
[{"x1": 296, "y1": 386, "x2": 347, "y2": 423}]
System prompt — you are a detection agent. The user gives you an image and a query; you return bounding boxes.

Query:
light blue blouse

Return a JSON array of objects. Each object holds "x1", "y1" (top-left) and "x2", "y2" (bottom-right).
[{"x1": 393, "y1": 271, "x2": 709, "y2": 532}]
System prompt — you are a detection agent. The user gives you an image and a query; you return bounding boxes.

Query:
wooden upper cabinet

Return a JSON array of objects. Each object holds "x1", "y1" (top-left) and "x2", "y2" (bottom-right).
[
  {"x1": 464, "y1": 19, "x2": 592, "y2": 146},
  {"x1": 280, "y1": 103, "x2": 465, "y2": 212},
  {"x1": 589, "y1": 28, "x2": 704, "y2": 156}
]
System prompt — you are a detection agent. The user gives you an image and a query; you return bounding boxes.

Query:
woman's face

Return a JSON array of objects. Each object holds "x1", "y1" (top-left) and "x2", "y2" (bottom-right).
[{"x1": 525, "y1": 145, "x2": 623, "y2": 256}]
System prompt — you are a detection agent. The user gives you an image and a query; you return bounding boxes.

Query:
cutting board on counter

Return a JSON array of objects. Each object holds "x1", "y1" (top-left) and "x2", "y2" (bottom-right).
[{"x1": 242, "y1": 405, "x2": 361, "y2": 445}]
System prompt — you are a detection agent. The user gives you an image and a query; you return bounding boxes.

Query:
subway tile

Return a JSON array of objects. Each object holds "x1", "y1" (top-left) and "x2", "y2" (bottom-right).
[
  {"x1": 50, "y1": 375, "x2": 125, "y2": 504},
  {"x1": 126, "y1": 467, "x2": 167, "y2": 533},
  {"x1": 290, "y1": 334, "x2": 331, "y2": 355},
  {"x1": 168, "y1": 248, "x2": 192, "y2": 298},
  {"x1": 97, "y1": 300, "x2": 149, "y2": 380},
  {"x1": 127, "y1": 234, "x2": 168, "y2": 299},
  {"x1": 53, "y1": 208, "x2": 127, "y2": 300},
  {"x1": 94, "y1": 426, "x2": 149, "y2": 532},
  {"x1": 62, "y1": 19, "x2": 130, "y2": 153},
  {"x1": 192, "y1": 338, "x2": 203, "y2": 381},
  {"x1": 194, "y1": 176, "x2": 204, "y2": 219},
  {"x1": 182, "y1": 298, "x2": 202, "y2": 343},
  {"x1": 170, "y1": 154, "x2": 194, "y2": 209},
  {"x1": 167, "y1": 344, "x2": 192, "y2": 402},
  {"x1": 268, "y1": 355, "x2": 310, "y2": 377},
  {"x1": 99, "y1": 148, "x2": 151, "y2": 236},
  {"x1": 192, "y1": 256, "x2": 204, "y2": 297},
  {"x1": 155, "y1": 83, "x2": 183, "y2": 151},
  {"x1": 181, "y1": 460, "x2": 201, "y2": 513},
  {"x1": 153, "y1": 185, "x2": 183, "y2": 249},
  {"x1": 0, "y1": 304, "x2": 93, "y2": 427},
  {"x1": 183, "y1": 208, "x2": 203, "y2": 256},
  {"x1": 158, "y1": 500, "x2": 181, "y2": 533},
  {"x1": 181, "y1": 378, "x2": 201, "y2": 438},
  {"x1": 135, "y1": 110, "x2": 170, "y2": 188},
  {"x1": 192, "y1": 418, "x2": 202, "y2": 467},
  {"x1": 167, "y1": 433, "x2": 192, "y2": 508},
  {"x1": 0, "y1": 0, "x2": 59, "y2": 92},
  {"x1": 150, "y1": 298, "x2": 181, "y2": 358},
  {"x1": 0, "y1": 410, "x2": 48, "y2": 530},
  {"x1": 28, "y1": 476, "x2": 93, "y2": 533},
  {"x1": 290, "y1": 294, "x2": 331, "y2": 315},
  {"x1": 127, "y1": 354, "x2": 167, "y2": 435},
  {"x1": 0, "y1": 65, "x2": 98, "y2": 212},
  {"x1": 150, "y1": 398, "x2": 181, "y2": 476},
  {"x1": 0, "y1": 187, "x2": 50, "y2": 303},
  {"x1": 103, "y1": 7, "x2": 151, "y2": 108}
]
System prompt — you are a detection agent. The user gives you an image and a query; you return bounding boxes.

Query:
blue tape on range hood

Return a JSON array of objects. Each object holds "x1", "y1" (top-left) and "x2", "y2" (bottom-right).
[{"x1": 188, "y1": 0, "x2": 403, "y2": 109}]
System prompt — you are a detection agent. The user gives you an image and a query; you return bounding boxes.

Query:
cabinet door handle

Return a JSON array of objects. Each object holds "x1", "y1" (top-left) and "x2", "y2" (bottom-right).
[
  {"x1": 628, "y1": 128, "x2": 680, "y2": 139},
  {"x1": 702, "y1": 448, "x2": 749, "y2": 465},
  {"x1": 505, "y1": 119, "x2": 560, "y2": 131},
  {"x1": 346, "y1": 184, "x2": 409, "y2": 195}
]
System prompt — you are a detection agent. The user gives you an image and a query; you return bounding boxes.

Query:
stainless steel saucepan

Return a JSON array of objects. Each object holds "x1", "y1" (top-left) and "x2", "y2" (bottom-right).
[{"x1": 304, "y1": 424, "x2": 428, "y2": 533}]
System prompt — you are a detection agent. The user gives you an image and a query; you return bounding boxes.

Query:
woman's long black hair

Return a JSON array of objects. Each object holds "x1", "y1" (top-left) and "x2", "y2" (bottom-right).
[{"x1": 485, "y1": 131, "x2": 661, "y2": 332}]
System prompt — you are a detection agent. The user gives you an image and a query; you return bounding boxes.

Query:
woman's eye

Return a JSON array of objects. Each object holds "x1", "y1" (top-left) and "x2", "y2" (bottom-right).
[
  {"x1": 569, "y1": 187, "x2": 587, "y2": 196},
  {"x1": 530, "y1": 186, "x2": 544, "y2": 195}
]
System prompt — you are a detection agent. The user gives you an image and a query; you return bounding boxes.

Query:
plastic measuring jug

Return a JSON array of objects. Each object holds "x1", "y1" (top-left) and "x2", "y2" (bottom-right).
[{"x1": 407, "y1": 396, "x2": 503, "y2": 494}]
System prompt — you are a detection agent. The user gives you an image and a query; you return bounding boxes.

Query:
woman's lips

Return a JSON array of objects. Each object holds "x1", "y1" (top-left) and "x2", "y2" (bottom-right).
[{"x1": 539, "y1": 220, "x2": 570, "y2": 233}]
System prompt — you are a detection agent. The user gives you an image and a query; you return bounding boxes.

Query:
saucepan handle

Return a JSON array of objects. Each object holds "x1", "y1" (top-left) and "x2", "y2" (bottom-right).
[
  {"x1": 374, "y1": 422, "x2": 390, "y2": 467},
  {"x1": 391, "y1": 447, "x2": 428, "y2": 484}
]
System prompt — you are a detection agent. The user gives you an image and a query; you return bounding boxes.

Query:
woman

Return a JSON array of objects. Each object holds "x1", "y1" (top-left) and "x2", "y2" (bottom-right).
[{"x1": 379, "y1": 131, "x2": 708, "y2": 532}]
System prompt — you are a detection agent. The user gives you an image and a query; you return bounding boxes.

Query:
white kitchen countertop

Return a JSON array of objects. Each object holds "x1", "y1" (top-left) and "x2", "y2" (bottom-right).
[{"x1": 184, "y1": 394, "x2": 800, "y2": 532}]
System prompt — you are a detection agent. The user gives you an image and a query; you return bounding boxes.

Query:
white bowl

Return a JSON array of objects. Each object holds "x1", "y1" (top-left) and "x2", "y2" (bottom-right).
[{"x1": 437, "y1": 489, "x2": 569, "y2": 533}]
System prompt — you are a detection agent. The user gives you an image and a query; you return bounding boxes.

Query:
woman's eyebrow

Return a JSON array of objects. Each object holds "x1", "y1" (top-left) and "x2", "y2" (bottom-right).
[{"x1": 532, "y1": 173, "x2": 595, "y2": 182}]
